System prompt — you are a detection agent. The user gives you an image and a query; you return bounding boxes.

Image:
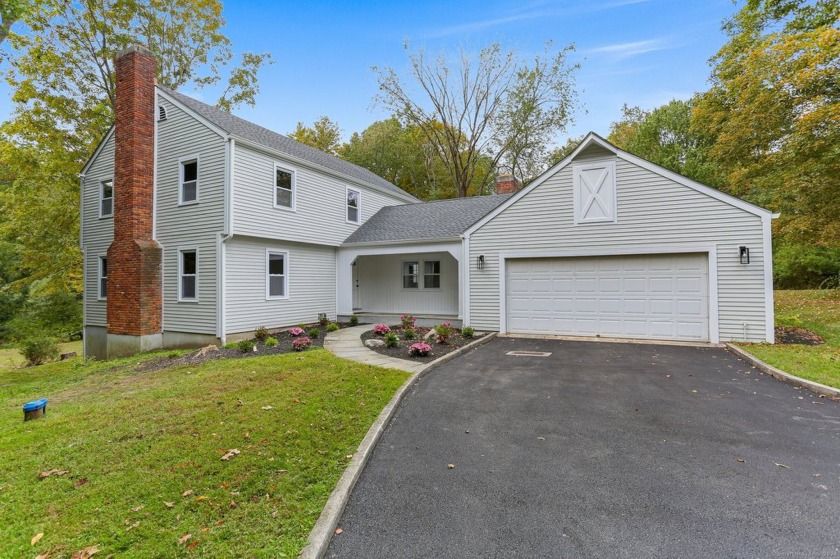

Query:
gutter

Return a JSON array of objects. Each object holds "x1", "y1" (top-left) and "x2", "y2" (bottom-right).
[{"x1": 340, "y1": 236, "x2": 461, "y2": 248}]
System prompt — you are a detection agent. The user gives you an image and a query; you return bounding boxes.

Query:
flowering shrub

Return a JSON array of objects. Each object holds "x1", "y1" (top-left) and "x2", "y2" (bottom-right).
[
  {"x1": 400, "y1": 314, "x2": 416, "y2": 328},
  {"x1": 292, "y1": 337, "x2": 311, "y2": 351},
  {"x1": 373, "y1": 324, "x2": 391, "y2": 335},
  {"x1": 435, "y1": 322, "x2": 453, "y2": 344},
  {"x1": 409, "y1": 342, "x2": 432, "y2": 357},
  {"x1": 289, "y1": 327, "x2": 305, "y2": 337}
]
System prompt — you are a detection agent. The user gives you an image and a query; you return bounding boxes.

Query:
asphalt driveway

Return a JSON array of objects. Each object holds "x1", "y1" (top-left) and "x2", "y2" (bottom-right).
[{"x1": 326, "y1": 337, "x2": 840, "y2": 558}]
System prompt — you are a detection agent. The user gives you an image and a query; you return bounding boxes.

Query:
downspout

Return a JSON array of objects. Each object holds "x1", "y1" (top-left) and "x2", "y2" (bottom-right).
[
  {"x1": 79, "y1": 173, "x2": 86, "y2": 359},
  {"x1": 217, "y1": 137, "x2": 235, "y2": 344}
]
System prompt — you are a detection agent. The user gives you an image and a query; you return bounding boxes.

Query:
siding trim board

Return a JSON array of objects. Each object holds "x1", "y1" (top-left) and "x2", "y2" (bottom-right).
[{"x1": 496, "y1": 245, "x2": 720, "y2": 343}]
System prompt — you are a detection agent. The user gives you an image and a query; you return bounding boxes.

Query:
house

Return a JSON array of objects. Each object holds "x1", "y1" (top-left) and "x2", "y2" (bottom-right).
[{"x1": 81, "y1": 46, "x2": 775, "y2": 360}]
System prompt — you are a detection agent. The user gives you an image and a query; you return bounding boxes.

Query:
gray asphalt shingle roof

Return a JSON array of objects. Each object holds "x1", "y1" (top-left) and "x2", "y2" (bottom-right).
[
  {"x1": 343, "y1": 195, "x2": 512, "y2": 244},
  {"x1": 159, "y1": 87, "x2": 416, "y2": 202}
]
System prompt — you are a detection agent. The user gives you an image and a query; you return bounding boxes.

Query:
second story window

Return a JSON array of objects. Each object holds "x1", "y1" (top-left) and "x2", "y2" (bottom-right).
[
  {"x1": 180, "y1": 159, "x2": 198, "y2": 204},
  {"x1": 100, "y1": 180, "x2": 113, "y2": 217},
  {"x1": 275, "y1": 165, "x2": 295, "y2": 210},
  {"x1": 347, "y1": 187, "x2": 360, "y2": 224}
]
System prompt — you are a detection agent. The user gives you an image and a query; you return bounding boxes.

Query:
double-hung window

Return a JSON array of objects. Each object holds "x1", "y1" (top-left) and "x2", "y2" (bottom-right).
[
  {"x1": 266, "y1": 251, "x2": 288, "y2": 299},
  {"x1": 180, "y1": 159, "x2": 198, "y2": 204},
  {"x1": 402, "y1": 261, "x2": 419, "y2": 289},
  {"x1": 346, "y1": 187, "x2": 360, "y2": 224},
  {"x1": 424, "y1": 260, "x2": 441, "y2": 288},
  {"x1": 100, "y1": 180, "x2": 113, "y2": 217},
  {"x1": 275, "y1": 165, "x2": 295, "y2": 209},
  {"x1": 98, "y1": 257, "x2": 108, "y2": 299},
  {"x1": 179, "y1": 249, "x2": 198, "y2": 301}
]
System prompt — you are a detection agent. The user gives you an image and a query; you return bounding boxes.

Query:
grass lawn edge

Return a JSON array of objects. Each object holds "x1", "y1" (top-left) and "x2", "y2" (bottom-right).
[{"x1": 726, "y1": 343, "x2": 840, "y2": 398}]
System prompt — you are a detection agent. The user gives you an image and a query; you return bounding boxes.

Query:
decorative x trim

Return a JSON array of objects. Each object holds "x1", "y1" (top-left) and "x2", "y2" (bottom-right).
[{"x1": 580, "y1": 168, "x2": 610, "y2": 219}]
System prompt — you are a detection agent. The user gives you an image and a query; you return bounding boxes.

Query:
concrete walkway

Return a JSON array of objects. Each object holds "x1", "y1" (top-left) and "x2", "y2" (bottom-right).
[{"x1": 324, "y1": 325, "x2": 425, "y2": 373}]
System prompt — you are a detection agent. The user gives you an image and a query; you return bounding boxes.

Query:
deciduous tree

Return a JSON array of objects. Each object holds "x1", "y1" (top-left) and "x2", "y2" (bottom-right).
[{"x1": 289, "y1": 116, "x2": 343, "y2": 156}]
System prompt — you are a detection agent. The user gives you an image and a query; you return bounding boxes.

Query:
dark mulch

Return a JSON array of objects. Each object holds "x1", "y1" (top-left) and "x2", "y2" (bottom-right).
[
  {"x1": 775, "y1": 325, "x2": 825, "y2": 345},
  {"x1": 136, "y1": 324, "x2": 344, "y2": 372},
  {"x1": 361, "y1": 325, "x2": 484, "y2": 362}
]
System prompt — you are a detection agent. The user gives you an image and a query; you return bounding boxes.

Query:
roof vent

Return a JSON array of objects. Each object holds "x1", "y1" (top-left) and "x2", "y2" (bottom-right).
[{"x1": 158, "y1": 105, "x2": 167, "y2": 121}]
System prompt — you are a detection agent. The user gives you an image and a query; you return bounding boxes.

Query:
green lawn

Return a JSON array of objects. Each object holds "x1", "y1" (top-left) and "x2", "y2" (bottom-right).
[
  {"x1": 0, "y1": 340, "x2": 83, "y2": 369},
  {"x1": 737, "y1": 290, "x2": 840, "y2": 389},
  {"x1": 0, "y1": 348, "x2": 409, "y2": 557}
]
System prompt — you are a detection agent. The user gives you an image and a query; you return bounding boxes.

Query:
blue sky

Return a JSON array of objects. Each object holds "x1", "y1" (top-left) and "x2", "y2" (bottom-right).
[{"x1": 1, "y1": 0, "x2": 740, "y2": 146}]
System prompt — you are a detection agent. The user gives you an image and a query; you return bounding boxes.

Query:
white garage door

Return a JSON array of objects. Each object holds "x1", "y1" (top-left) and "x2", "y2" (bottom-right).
[{"x1": 505, "y1": 254, "x2": 709, "y2": 342}]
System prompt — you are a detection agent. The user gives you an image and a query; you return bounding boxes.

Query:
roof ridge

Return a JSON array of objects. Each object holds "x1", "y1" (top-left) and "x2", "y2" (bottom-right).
[{"x1": 392, "y1": 194, "x2": 512, "y2": 207}]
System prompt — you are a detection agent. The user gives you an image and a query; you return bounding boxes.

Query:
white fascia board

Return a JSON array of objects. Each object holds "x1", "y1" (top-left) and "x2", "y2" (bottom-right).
[
  {"x1": 80, "y1": 126, "x2": 115, "y2": 176},
  {"x1": 463, "y1": 132, "x2": 773, "y2": 238},
  {"x1": 231, "y1": 136, "x2": 418, "y2": 204},
  {"x1": 155, "y1": 88, "x2": 229, "y2": 139},
  {"x1": 762, "y1": 215, "x2": 775, "y2": 343}
]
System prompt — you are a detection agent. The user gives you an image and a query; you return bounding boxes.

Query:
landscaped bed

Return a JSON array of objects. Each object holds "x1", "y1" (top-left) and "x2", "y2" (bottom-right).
[
  {"x1": 360, "y1": 317, "x2": 485, "y2": 362},
  {"x1": 0, "y1": 347, "x2": 408, "y2": 557}
]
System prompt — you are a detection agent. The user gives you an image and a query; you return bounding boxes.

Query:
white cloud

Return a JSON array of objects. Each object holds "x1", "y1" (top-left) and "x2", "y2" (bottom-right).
[{"x1": 588, "y1": 38, "x2": 674, "y2": 60}]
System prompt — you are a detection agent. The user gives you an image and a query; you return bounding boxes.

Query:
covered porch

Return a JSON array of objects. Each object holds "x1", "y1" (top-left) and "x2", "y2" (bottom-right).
[{"x1": 337, "y1": 240, "x2": 464, "y2": 325}]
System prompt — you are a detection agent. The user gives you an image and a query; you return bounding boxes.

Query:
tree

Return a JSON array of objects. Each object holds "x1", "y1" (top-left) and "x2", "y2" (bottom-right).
[
  {"x1": 373, "y1": 41, "x2": 578, "y2": 197},
  {"x1": 289, "y1": 116, "x2": 343, "y2": 156},
  {"x1": 608, "y1": 98, "x2": 724, "y2": 188},
  {"x1": 0, "y1": 0, "x2": 28, "y2": 45},
  {"x1": 693, "y1": 0, "x2": 839, "y2": 286},
  {"x1": 0, "y1": 0, "x2": 272, "y2": 299},
  {"x1": 547, "y1": 135, "x2": 586, "y2": 168}
]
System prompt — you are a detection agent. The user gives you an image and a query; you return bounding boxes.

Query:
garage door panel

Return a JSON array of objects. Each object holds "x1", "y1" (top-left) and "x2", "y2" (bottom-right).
[{"x1": 506, "y1": 254, "x2": 709, "y2": 342}]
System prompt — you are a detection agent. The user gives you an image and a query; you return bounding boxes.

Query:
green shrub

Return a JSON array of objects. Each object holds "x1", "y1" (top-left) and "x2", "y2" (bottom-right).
[
  {"x1": 264, "y1": 336, "x2": 279, "y2": 348},
  {"x1": 254, "y1": 326, "x2": 270, "y2": 342},
  {"x1": 326, "y1": 323, "x2": 340, "y2": 332},
  {"x1": 349, "y1": 314, "x2": 359, "y2": 326},
  {"x1": 402, "y1": 327, "x2": 416, "y2": 340},
  {"x1": 224, "y1": 342, "x2": 239, "y2": 350},
  {"x1": 19, "y1": 337, "x2": 60, "y2": 366},
  {"x1": 384, "y1": 332, "x2": 399, "y2": 348},
  {"x1": 461, "y1": 326, "x2": 475, "y2": 338},
  {"x1": 237, "y1": 339, "x2": 254, "y2": 353},
  {"x1": 307, "y1": 327, "x2": 320, "y2": 339},
  {"x1": 318, "y1": 313, "x2": 329, "y2": 326},
  {"x1": 167, "y1": 351, "x2": 180, "y2": 359}
]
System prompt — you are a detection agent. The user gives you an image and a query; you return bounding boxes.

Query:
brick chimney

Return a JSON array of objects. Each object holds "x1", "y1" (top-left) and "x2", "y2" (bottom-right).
[
  {"x1": 106, "y1": 45, "x2": 163, "y2": 356},
  {"x1": 495, "y1": 173, "x2": 520, "y2": 194}
]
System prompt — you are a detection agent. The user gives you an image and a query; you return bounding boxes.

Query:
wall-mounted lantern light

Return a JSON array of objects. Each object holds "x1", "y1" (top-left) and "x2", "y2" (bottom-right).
[
  {"x1": 739, "y1": 246, "x2": 750, "y2": 264},
  {"x1": 477, "y1": 255, "x2": 485, "y2": 270}
]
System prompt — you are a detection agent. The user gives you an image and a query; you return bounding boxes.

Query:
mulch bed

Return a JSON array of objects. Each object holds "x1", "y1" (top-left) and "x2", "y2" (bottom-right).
[
  {"x1": 136, "y1": 323, "x2": 343, "y2": 372},
  {"x1": 360, "y1": 324, "x2": 484, "y2": 362},
  {"x1": 775, "y1": 326, "x2": 825, "y2": 345}
]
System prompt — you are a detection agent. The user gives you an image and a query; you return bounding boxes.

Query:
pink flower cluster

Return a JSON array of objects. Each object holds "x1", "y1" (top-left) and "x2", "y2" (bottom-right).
[
  {"x1": 400, "y1": 314, "x2": 416, "y2": 328},
  {"x1": 289, "y1": 327, "x2": 305, "y2": 337},
  {"x1": 409, "y1": 342, "x2": 432, "y2": 357},
  {"x1": 373, "y1": 324, "x2": 391, "y2": 335},
  {"x1": 292, "y1": 336, "x2": 311, "y2": 351}
]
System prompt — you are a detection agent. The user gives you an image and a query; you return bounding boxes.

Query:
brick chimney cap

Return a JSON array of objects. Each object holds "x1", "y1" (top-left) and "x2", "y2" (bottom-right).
[
  {"x1": 116, "y1": 44, "x2": 155, "y2": 60},
  {"x1": 495, "y1": 173, "x2": 517, "y2": 183}
]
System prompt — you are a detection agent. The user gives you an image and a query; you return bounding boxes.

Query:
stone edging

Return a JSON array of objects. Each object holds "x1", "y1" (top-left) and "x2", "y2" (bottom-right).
[
  {"x1": 725, "y1": 343, "x2": 840, "y2": 398},
  {"x1": 298, "y1": 332, "x2": 497, "y2": 559}
]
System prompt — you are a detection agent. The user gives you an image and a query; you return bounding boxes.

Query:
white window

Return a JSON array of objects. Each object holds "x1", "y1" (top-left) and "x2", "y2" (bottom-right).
[
  {"x1": 424, "y1": 260, "x2": 441, "y2": 288},
  {"x1": 100, "y1": 179, "x2": 113, "y2": 217},
  {"x1": 98, "y1": 257, "x2": 108, "y2": 299},
  {"x1": 346, "y1": 187, "x2": 360, "y2": 224},
  {"x1": 274, "y1": 165, "x2": 295, "y2": 210},
  {"x1": 573, "y1": 161, "x2": 617, "y2": 224},
  {"x1": 180, "y1": 158, "x2": 198, "y2": 204},
  {"x1": 266, "y1": 250, "x2": 289, "y2": 299},
  {"x1": 179, "y1": 249, "x2": 198, "y2": 301},
  {"x1": 402, "y1": 261, "x2": 419, "y2": 289}
]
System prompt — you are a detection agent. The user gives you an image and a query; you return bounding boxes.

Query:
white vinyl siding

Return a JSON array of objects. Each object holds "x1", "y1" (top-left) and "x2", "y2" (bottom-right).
[
  {"x1": 469, "y1": 148, "x2": 769, "y2": 343},
  {"x1": 232, "y1": 143, "x2": 407, "y2": 245},
  {"x1": 82, "y1": 132, "x2": 115, "y2": 326},
  {"x1": 225, "y1": 237, "x2": 336, "y2": 334},
  {"x1": 156, "y1": 96, "x2": 225, "y2": 335}
]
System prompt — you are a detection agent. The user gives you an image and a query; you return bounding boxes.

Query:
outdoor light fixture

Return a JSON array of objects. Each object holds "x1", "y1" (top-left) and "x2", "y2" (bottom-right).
[
  {"x1": 739, "y1": 246, "x2": 750, "y2": 264},
  {"x1": 477, "y1": 255, "x2": 485, "y2": 270}
]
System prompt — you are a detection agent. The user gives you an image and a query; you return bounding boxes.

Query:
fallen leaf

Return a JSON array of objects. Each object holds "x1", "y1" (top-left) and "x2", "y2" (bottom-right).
[
  {"x1": 221, "y1": 449, "x2": 241, "y2": 461},
  {"x1": 194, "y1": 495, "x2": 208, "y2": 502},
  {"x1": 271, "y1": 510, "x2": 278, "y2": 518},
  {"x1": 334, "y1": 528, "x2": 343, "y2": 536},
  {"x1": 74, "y1": 478, "x2": 89, "y2": 489},
  {"x1": 71, "y1": 545, "x2": 100, "y2": 559},
  {"x1": 537, "y1": 437, "x2": 545, "y2": 441},
  {"x1": 35, "y1": 554, "x2": 50, "y2": 559},
  {"x1": 31, "y1": 532, "x2": 44, "y2": 545},
  {"x1": 230, "y1": 500, "x2": 237, "y2": 509},
  {"x1": 126, "y1": 521, "x2": 140, "y2": 531},
  {"x1": 201, "y1": 527, "x2": 210, "y2": 534},
  {"x1": 178, "y1": 534, "x2": 192, "y2": 545},
  {"x1": 736, "y1": 457, "x2": 745, "y2": 463},
  {"x1": 187, "y1": 540, "x2": 199, "y2": 550},
  {"x1": 131, "y1": 505, "x2": 144, "y2": 512},
  {"x1": 261, "y1": 406, "x2": 273, "y2": 410},
  {"x1": 774, "y1": 462, "x2": 790, "y2": 469},
  {"x1": 182, "y1": 489, "x2": 194, "y2": 497},
  {"x1": 243, "y1": 432, "x2": 250, "y2": 439},
  {"x1": 38, "y1": 469, "x2": 69, "y2": 479},
  {"x1": 447, "y1": 463, "x2": 455, "y2": 469},
  {"x1": 164, "y1": 501, "x2": 175, "y2": 508}
]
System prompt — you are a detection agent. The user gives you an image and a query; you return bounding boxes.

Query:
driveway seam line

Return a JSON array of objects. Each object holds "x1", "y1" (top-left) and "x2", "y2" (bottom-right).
[{"x1": 300, "y1": 331, "x2": 497, "y2": 559}]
